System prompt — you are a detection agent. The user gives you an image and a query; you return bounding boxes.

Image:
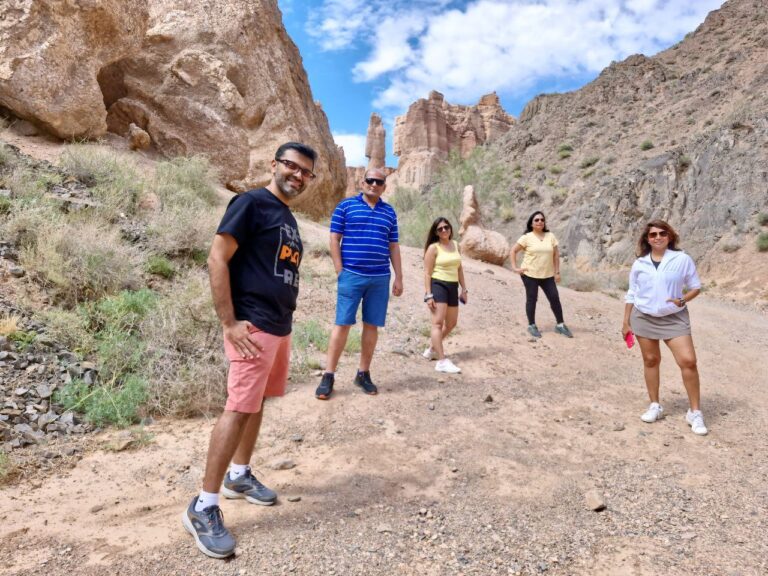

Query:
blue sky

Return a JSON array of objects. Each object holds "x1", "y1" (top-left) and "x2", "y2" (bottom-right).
[{"x1": 280, "y1": 0, "x2": 723, "y2": 167}]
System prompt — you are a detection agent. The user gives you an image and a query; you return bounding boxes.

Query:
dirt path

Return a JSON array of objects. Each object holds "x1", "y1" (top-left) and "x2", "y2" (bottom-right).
[{"x1": 2, "y1": 228, "x2": 767, "y2": 576}]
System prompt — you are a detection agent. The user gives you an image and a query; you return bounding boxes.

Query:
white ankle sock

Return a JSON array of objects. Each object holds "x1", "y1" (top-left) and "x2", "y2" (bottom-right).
[
  {"x1": 195, "y1": 490, "x2": 219, "y2": 511},
  {"x1": 229, "y1": 463, "x2": 249, "y2": 480}
]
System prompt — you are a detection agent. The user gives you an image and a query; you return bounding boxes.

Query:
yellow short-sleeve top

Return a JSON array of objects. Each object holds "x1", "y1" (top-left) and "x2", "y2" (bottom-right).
[
  {"x1": 516, "y1": 232, "x2": 559, "y2": 279},
  {"x1": 431, "y1": 240, "x2": 461, "y2": 282}
]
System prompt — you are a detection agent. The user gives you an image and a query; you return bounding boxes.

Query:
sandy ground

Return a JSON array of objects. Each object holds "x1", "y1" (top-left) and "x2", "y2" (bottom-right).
[{"x1": 1, "y1": 219, "x2": 766, "y2": 576}]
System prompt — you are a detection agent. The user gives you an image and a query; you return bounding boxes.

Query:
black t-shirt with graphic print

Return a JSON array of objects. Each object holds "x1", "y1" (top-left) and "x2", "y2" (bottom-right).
[{"x1": 217, "y1": 188, "x2": 302, "y2": 336}]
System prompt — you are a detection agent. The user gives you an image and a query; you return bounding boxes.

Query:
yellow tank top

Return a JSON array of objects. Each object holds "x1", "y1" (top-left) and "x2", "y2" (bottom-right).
[{"x1": 431, "y1": 241, "x2": 461, "y2": 282}]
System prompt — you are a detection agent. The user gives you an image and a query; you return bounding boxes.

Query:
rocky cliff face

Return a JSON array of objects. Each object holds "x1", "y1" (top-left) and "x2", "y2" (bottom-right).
[
  {"x1": 492, "y1": 0, "x2": 768, "y2": 295},
  {"x1": 393, "y1": 91, "x2": 515, "y2": 190},
  {"x1": 0, "y1": 0, "x2": 345, "y2": 217}
]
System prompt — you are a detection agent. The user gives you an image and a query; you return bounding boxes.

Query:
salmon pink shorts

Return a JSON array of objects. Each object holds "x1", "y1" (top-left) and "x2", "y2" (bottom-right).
[{"x1": 223, "y1": 325, "x2": 291, "y2": 413}]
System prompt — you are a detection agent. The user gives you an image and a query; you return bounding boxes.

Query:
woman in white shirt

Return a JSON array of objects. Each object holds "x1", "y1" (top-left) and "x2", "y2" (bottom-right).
[{"x1": 622, "y1": 220, "x2": 707, "y2": 435}]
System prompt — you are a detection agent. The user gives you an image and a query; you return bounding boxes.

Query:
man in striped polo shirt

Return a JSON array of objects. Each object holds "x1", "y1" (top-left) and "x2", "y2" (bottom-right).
[{"x1": 315, "y1": 168, "x2": 403, "y2": 399}]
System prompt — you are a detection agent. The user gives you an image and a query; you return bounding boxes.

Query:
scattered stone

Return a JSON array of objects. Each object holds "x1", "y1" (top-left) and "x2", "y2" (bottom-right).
[
  {"x1": 428, "y1": 403, "x2": 435, "y2": 411},
  {"x1": 270, "y1": 458, "x2": 296, "y2": 470},
  {"x1": 376, "y1": 524, "x2": 393, "y2": 533},
  {"x1": 128, "y1": 123, "x2": 151, "y2": 150},
  {"x1": 290, "y1": 434, "x2": 304, "y2": 442},
  {"x1": 585, "y1": 490, "x2": 607, "y2": 511},
  {"x1": 612, "y1": 422, "x2": 625, "y2": 432},
  {"x1": 286, "y1": 496, "x2": 302, "y2": 503},
  {"x1": 484, "y1": 394, "x2": 494, "y2": 403},
  {"x1": 89, "y1": 504, "x2": 105, "y2": 514},
  {"x1": 9, "y1": 266, "x2": 25, "y2": 278}
]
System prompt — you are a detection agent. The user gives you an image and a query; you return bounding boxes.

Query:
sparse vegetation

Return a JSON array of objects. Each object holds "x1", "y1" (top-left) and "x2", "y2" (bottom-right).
[
  {"x1": 640, "y1": 140, "x2": 654, "y2": 151},
  {"x1": 757, "y1": 212, "x2": 768, "y2": 226},
  {"x1": 579, "y1": 156, "x2": 599, "y2": 169},
  {"x1": 757, "y1": 232, "x2": 768, "y2": 252},
  {"x1": 720, "y1": 240, "x2": 741, "y2": 253},
  {"x1": 535, "y1": 163, "x2": 546, "y2": 171},
  {"x1": 549, "y1": 165, "x2": 563, "y2": 175},
  {"x1": 499, "y1": 206, "x2": 516, "y2": 222}
]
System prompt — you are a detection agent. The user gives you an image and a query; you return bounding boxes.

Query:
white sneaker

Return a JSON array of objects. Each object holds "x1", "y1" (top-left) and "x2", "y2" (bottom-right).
[
  {"x1": 422, "y1": 346, "x2": 437, "y2": 360},
  {"x1": 640, "y1": 402, "x2": 664, "y2": 423},
  {"x1": 435, "y1": 358, "x2": 461, "y2": 374},
  {"x1": 686, "y1": 410, "x2": 708, "y2": 436}
]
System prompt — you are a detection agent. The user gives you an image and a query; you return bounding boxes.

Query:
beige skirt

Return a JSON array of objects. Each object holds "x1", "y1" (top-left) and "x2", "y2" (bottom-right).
[{"x1": 630, "y1": 307, "x2": 691, "y2": 340}]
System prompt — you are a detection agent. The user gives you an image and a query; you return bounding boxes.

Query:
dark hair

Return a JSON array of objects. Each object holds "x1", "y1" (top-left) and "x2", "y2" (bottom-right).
[
  {"x1": 275, "y1": 141, "x2": 317, "y2": 166},
  {"x1": 424, "y1": 217, "x2": 453, "y2": 253},
  {"x1": 636, "y1": 219, "x2": 681, "y2": 257},
  {"x1": 525, "y1": 211, "x2": 549, "y2": 233}
]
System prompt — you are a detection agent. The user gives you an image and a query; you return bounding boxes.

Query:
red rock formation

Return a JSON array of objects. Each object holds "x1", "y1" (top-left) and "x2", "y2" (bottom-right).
[
  {"x1": 0, "y1": 0, "x2": 346, "y2": 218},
  {"x1": 393, "y1": 91, "x2": 515, "y2": 190},
  {"x1": 365, "y1": 113, "x2": 386, "y2": 170}
]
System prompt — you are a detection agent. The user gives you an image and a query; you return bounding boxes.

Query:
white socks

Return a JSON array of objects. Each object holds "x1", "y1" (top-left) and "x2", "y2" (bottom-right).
[
  {"x1": 229, "y1": 463, "x2": 248, "y2": 480},
  {"x1": 195, "y1": 490, "x2": 219, "y2": 511}
]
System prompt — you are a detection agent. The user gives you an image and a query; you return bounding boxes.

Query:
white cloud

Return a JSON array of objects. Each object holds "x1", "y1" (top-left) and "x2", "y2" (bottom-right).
[
  {"x1": 333, "y1": 132, "x2": 368, "y2": 166},
  {"x1": 311, "y1": 0, "x2": 724, "y2": 109}
]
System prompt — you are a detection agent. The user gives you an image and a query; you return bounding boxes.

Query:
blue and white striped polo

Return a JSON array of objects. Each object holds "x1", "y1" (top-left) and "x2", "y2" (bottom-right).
[{"x1": 330, "y1": 193, "x2": 399, "y2": 277}]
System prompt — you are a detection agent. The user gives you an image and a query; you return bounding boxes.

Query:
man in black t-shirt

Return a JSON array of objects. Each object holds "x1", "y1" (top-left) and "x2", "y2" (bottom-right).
[{"x1": 182, "y1": 142, "x2": 317, "y2": 559}]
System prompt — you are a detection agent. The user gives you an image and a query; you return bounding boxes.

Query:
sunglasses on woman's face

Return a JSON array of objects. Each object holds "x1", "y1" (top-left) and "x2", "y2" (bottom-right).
[
  {"x1": 648, "y1": 230, "x2": 669, "y2": 239},
  {"x1": 437, "y1": 226, "x2": 450, "y2": 232},
  {"x1": 533, "y1": 218, "x2": 545, "y2": 223}
]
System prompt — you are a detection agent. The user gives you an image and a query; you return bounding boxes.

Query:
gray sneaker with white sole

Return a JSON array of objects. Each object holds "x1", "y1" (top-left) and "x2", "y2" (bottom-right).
[{"x1": 222, "y1": 467, "x2": 277, "y2": 505}]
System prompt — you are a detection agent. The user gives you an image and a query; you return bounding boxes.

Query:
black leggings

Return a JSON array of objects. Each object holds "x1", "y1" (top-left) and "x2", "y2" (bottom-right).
[{"x1": 521, "y1": 275, "x2": 564, "y2": 325}]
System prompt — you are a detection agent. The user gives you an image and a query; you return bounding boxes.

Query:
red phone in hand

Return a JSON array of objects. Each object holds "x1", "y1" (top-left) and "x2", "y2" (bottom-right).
[{"x1": 625, "y1": 330, "x2": 635, "y2": 349}]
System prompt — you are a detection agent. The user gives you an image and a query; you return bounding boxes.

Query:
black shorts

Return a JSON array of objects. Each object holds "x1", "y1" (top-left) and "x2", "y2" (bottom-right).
[{"x1": 431, "y1": 279, "x2": 459, "y2": 307}]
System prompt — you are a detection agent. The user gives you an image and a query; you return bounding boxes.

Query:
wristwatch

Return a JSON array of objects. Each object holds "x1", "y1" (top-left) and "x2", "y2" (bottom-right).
[{"x1": 424, "y1": 293, "x2": 434, "y2": 302}]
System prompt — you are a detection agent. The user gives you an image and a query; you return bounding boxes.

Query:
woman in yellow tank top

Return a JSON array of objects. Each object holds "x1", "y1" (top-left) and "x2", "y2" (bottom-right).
[{"x1": 422, "y1": 217, "x2": 468, "y2": 374}]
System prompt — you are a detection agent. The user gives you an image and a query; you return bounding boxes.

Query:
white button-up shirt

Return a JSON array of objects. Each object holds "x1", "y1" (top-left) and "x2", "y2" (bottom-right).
[{"x1": 625, "y1": 250, "x2": 701, "y2": 317}]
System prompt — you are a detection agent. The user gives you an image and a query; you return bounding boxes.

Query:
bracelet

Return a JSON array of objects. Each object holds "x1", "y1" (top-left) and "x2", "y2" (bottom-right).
[
  {"x1": 424, "y1": 293, "x2": 434, "y2": 302},
  {"x1": 461, "y1": 288, "x2": 468, "y2": 293}
]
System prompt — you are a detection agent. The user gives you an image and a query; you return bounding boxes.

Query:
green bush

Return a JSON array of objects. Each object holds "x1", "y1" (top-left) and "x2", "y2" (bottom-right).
[
  {"x1": 757, "y1": 212, "x2": 768, "y2": 226},
  {"x1": 0, "y1": 143, "x2": 17, "y2": 168},
  {"x1": 0, "y1": 196, "x2": 11, "y2": 215},
  {"x1": 535, "y1": 163, "x2": 546, "y2": 171},
  {"x1": 146, "y1": 255, "x2": 176, "y2": 279},
  {"x1": 550, "y1": 165, "x2": 563, "y2": 175},
  {"x1": 640, "y1": 140, "x2": 655, "y2": 151},
  {"x1": 757, "y1": 232, "x2": 768, "y2": 252},
  {"x1": 57, "y1": 375, "x2": 148, "y2": 427},
  {"x1": 678, "y1": 156, "x2": 692, "y2": 169},
  {"x1": 558, "y1": 149, "x2": 572, "y2": 159},
  {"x1": 557, "y1": 143, "x2": 573, "y2": 153}
]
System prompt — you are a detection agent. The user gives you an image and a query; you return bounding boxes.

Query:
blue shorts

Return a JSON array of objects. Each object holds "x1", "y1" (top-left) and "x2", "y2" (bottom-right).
[{"x1": 335, "y1": 270, "x2": 390, "y2": 327}]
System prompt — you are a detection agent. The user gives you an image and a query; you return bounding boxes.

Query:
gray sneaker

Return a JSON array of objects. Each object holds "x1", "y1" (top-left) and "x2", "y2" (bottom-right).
[
  {"x1": 555, "y1": 323, "x2": 574, "y2": 338},
  {"x1": 222, "y1": 467, "x2": 277, "y2": 505},
  {"x1": 181, "y1": 496, "x2": 235, "y2": 559},
  {"x1": 527, "y1": 324, "x2": 542, "y2": 338}
]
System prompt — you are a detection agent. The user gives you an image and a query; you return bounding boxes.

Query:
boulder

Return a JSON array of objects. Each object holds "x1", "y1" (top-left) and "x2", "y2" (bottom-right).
[
  {"x1": 459, "y1": 185, "x2": 509, "y2": 265},
  {"x1": 128, "y1": 123, "x2": 151, "y2": 150}
]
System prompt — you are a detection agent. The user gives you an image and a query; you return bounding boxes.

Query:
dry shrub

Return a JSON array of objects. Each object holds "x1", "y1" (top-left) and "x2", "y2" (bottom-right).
[
  {"x1": 0, "y1": 198, "x2": 61, "y2": 250},
  {"x1": 560, "y1": 268, "x2": 599, "y2": 292},
  {"x1": 0, "y1": 314, "x2": 21, "y2": 336},
  {"x1": 142, "y1": 270, "x2": 227, "y2": 416},
  {"x1": 20, "y1": 217, "x2": 142, "y2": 307},
  {"x1": 59, "y1": 144, "x2": 144, "y2": 219},
  {"x1": 146, "y1": 203, "x2": 219, "y2": 257},
  {"x1": 153, "y1": 156, "x2": 219, "y2": 207},
  {"x1": 5, "y1": 165, "x2": 47, "y2": 200}
]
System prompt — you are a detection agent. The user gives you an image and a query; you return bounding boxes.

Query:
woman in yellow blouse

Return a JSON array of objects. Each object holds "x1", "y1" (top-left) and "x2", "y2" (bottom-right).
[
  {"x1": 510, "y1": 211, "x2": 573, "y2": 339},
  {"x1": 423, "y1": 217, "x2": 467, "y2": 374}
]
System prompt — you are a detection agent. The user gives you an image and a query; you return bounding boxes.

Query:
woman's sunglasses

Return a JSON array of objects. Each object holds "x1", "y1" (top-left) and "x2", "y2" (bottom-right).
[
  {"x1": 647, "y1": 231, "x2": 669, "y2": 239},
  {"x1": 437, "y1": 225, "x2": 451, "y2": 232}
]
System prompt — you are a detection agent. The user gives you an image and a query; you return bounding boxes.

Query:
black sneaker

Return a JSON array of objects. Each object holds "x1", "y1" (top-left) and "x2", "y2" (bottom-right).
[
  {"x1": 222, "y1": 467, "x2": 277, "y2": 505},
  {"x1": 354, "y1": 371, "x2": 378, "y2": 395},
  {"x1": 181, "y1": 496, "x2": 236, "y2": 559},
  {"x1": 315, "y1": 372, "x2": 334, "y2": 400}
]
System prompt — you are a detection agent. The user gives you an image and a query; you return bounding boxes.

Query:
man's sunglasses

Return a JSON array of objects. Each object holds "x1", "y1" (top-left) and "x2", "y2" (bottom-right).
[
  {"x1": 275, "y1": 158, "x2": 316, "y2": 179},
  {"x1": 648, "y1": 230, "x2": 669, "y2": 239},
  {"x1": 364, "y1": 177, "x2": 386, "y2": 186}
]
